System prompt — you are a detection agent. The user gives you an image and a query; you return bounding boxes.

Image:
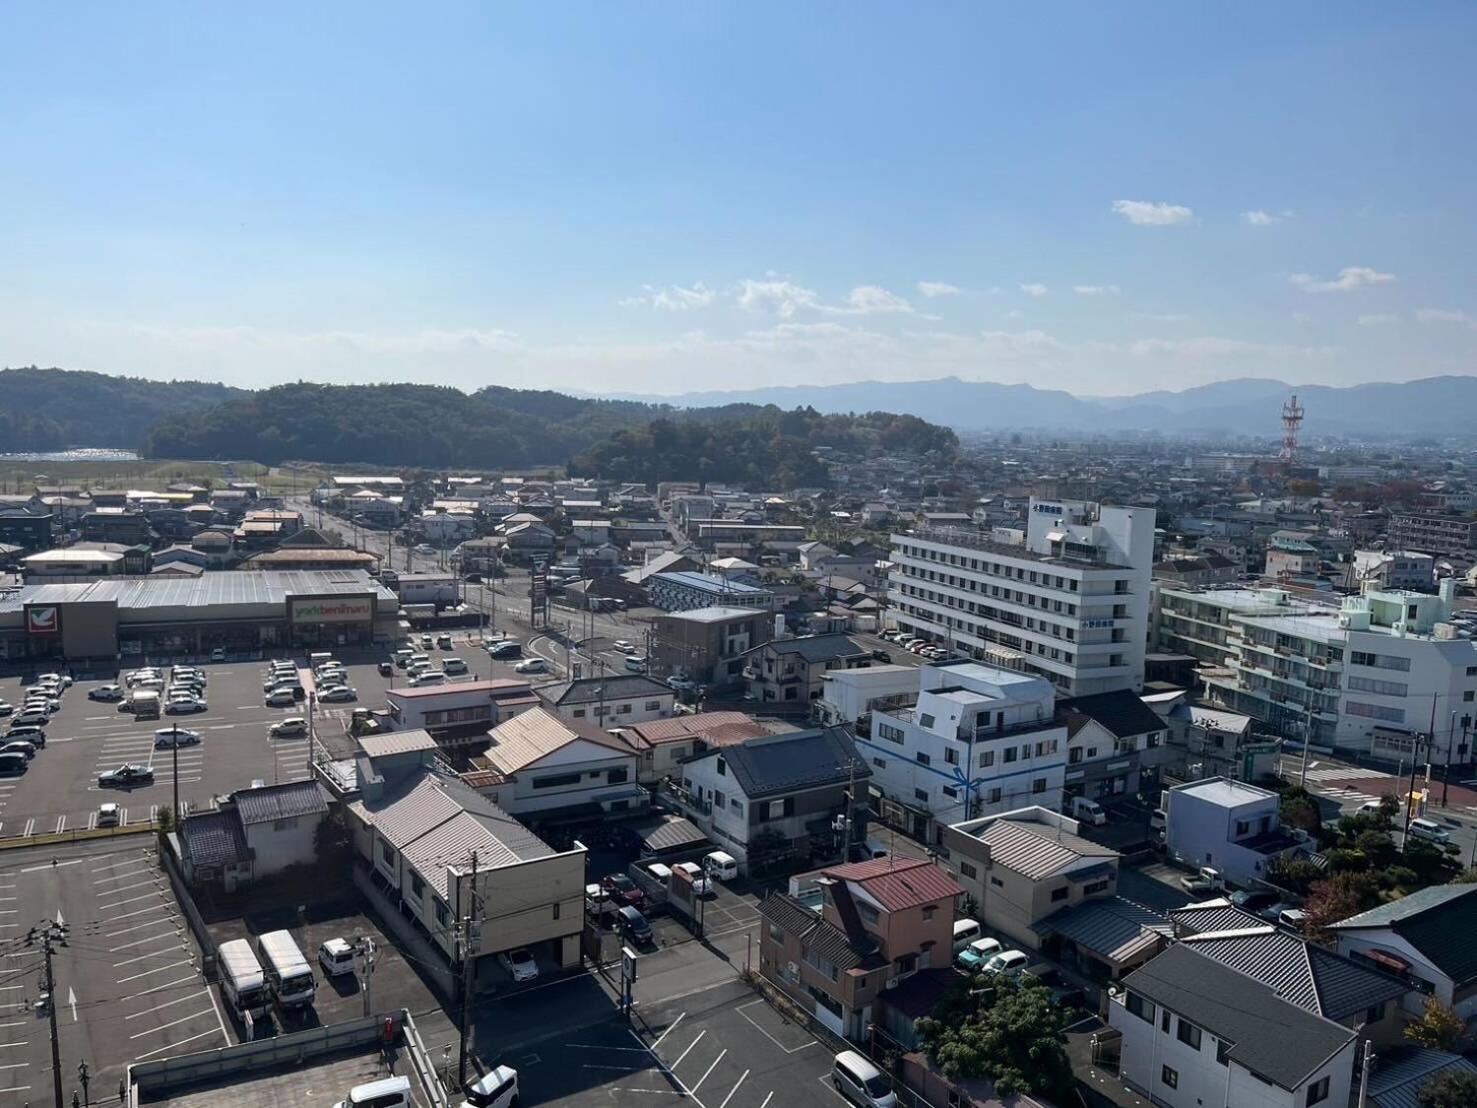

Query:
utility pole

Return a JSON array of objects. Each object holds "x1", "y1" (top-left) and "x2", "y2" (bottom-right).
[
  {"x1": 1444, "y1": 711, "x2": 1456, "y2": 807},
  {"x1": 77, "y1": 1061, "x2": 90, "y2": 1108},
  {"x1": 457, "y1": 852, "x2": 480, "y2": 1088},
  {"x1": 171, "y1": 722, "x2": 181, "y2": 823},
  {"x1": 29, "y1": 919, "x2": 69, "y2": 1108},
  {"x1": 355, "y1": 936, "x2": 377, "y2": 1019}
]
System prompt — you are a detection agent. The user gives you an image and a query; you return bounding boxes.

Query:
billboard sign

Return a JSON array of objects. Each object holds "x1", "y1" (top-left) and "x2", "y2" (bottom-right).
[
  {"x1": 25, "y1": 606, "x2": 60, "y2": 635},
  {"x1": 289, "y1": 597, "x2": 373, "y2": 624}
]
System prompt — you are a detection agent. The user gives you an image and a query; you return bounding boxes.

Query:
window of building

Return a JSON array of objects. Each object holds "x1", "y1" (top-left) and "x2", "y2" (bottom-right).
[
  {"x1": 989, "y1": 875, "x2": 1004, "y2": 888},
  {"x1": 533, "y1": 772, "x2": 583, "y2": 789},
  {"x1": 645, "y1": 701, "x2": 662, "y2": 711},
  {"x1": 572, "y1": 708, "x2": 586, "y2": 718},
  {"x1": 1348, "y1": 676, "x2": 1409, "y2": 697},
  {"x1": 767, "y1": 798, "x2": 785, "y2": 820},
  {"x1": 1307, "y1": 1077, "x2": 1330, "y2": 1106},
  {"x1": 434, "y1": 899, "x2": 450, "y2": 927},
  {"x1": 979, "y1": 750, "x2": 994, "y2": 768},
  {"x1": 945, "y1": 747, "x2": 959, "y2": 765},
  {"x1": 1176, "y1": 1019, "x2": 1202, "y2": 1050},
  {"x1": 988, "y1": 787, "x2": 1002, "y2": 803},
  {"x1": 618, "y1": 703, "x2": 633, "y2": 714},
  {"x1": 958, "y1": 861, "x2": 978, "y2": 879},
  {"x1": 914, "y1": 788, "x2": 930, "y2": 802},
  {"x1": 1069, "y1": 747, "x2": 1083, "y2": 764},
  {"x1": 1347, "y1": 701, "x2": 1406, "y2": 723},
  {"x1": 942, "y1": 786, "x2": 958, "y2": 799},
  {"x1": 1161, "y1": 1066, "x2": 1178, "y2": 1090},
  {"x1": 916, "y1": 752, "x2": 931, "y2": 766},
  {"x1": 1160, "y1": 1009, "x2": 1171, "y2": 1033},
  {"x1": 1083, "y1": 879, "x2": 1110, "y2": 895},
  {"x1": 858, "y1": 902, "x2": 879, "y2": 925},
  {"x1": 919, "y1": 713, "x2": 935, "y2": 729},
  {"x1": 878, "y1": 723, "x2": 905, "y2": 744},
  {"x1": 1126, "y1": 992, "x2": 1154, "y2": 1023},
  {"x1": 730, "y1": 797, "x2": 743, "y2": 813},
  {"x1": 768, "y1": 921, "x2": 785, "y2": 944},
  {"x1": 872, "y1": 757, "x2": 887, "y2": 769},
  {"x1": 1003, "y1": 747, "x2": 1018, "y2": 763},
  {"x1": 1032, "y1": 778, "x2": 1047, "y2": 794},
  {"x1": 409, "y1": 873, "x2": 425, "y2": 899},
  {"x1": 1050, "y1": 886, "x2": 1069, "y2": 902}
]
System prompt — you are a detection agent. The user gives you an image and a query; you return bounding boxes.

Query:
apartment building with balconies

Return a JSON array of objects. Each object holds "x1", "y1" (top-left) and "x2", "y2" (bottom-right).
[
  {"x1": 1387, "y1": 512, "x2": 1477, "y2": 555},
  {"x1": 854, "y1": 660, "x2": 1067, "y2": 844},
  {"x1": 889, "y1": 499, "x2": 1155, "y2": 697}
]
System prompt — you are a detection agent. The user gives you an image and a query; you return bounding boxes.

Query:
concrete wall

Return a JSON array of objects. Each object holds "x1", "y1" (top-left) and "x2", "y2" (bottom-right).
[{"x1": 244, "y1": 813, "x2": 323, "y2": 878}]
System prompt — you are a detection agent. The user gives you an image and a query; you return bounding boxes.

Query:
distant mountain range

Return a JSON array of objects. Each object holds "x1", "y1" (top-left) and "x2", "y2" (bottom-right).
[{"x1": 618, "y1": 375, "x2": 1477, "y2": 438}]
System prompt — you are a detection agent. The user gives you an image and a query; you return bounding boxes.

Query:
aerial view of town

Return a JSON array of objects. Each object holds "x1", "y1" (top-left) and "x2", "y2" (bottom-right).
[{"x1": 2, "y1": 5, "x2": 1476, "y2": 1108}]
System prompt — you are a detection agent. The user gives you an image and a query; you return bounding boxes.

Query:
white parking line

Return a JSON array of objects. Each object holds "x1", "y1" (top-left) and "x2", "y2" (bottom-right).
[
  {"x1": 135, "y1": 1027, "x2": 221, "y2": 1060},
  {"x1": 691, "y1": 1050, "x2": 726, "y2": 1096},
  {"x1": 758, "y1": 1093, "x2": 773, "y2": 1108},
  {"x1": 672, "y1": 1030, "x2": 706, "y2": 1069},
  {"x1": 0, "y1": 1042, "x2": 28, "y2": 1050},
  {"x1": 628, "y1": 1030, "x2": 707, "y2": 1108},
  {"x1": 128, "y1": 1008, "x2": 215, "y2": 1039},
  {"x1": 118, "y1": 958, "x2": 192, "y2": 984},
  {"x1": 108, "y1": 916, "x2": 175, "y2": 936},
  {"x1": 19, "y1": 821, "x2": 31, "y2": 839},
  {"x1": 101, "y1": 893, "x2": 163, "y2": 911},
  {"x1": 135, "y1": 973, "x2": 201, "y2": 997},
  {"x1": 125, "y1": 988, "x2": 212, "y2": 1020},
  {"x1": 0, "y1": 1063, "x2": 29, "y2": 1071},
  {"x1": 112, "y1": 930, "x2": 183, "y2": 952},
  {"x1": 94, "y1": 866, "x2": 151, "y2": 884},
  {"x1": 115, "y1": 942, "x2": 186, "y2": 967},
  {"x1": 735, "y1": 1000, "x2": 817, "y2": 1054},
  {"x1": 717, "y1": 1071, "x2": 749, "y2": 1108},
  {"x1": 97, "y1": 879, "x2": 157, "y2": 897},
  {"x1": 20, "y1": 858, "x2": 82, "y2": 873}
]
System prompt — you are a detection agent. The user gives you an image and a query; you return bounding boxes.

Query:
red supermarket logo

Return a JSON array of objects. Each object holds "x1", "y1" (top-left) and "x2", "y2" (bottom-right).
[{"x1": 26, "y1": 607, "x2": 59, "y2": 635}]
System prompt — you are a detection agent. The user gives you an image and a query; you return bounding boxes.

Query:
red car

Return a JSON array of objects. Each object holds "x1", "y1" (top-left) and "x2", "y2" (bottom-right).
[{"x1": 600, "y1": 873, "x2": 644, "y2": 907}]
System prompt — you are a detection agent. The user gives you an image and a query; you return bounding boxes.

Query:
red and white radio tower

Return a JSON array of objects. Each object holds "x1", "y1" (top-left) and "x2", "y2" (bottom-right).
[{"x1": 1280, "y1": 394, "x2": 1304, "y2": 464}]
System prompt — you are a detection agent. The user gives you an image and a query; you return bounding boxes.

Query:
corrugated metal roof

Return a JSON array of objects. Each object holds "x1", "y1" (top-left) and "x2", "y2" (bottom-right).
[
  {"x1": 0, "y1": 568, "x2": 395, "y2": 615},
  {"x1": 358, "y1": 730, "x2": 439, "y2": 758},
  {"x1": 1169, "y1": 900, "x2": 1265, "y2": 936},
  {"x1": 1032, "y1": 896, "x2": 1170, "y2": 964},
  {"x1": 1369, "y1": 1049, "x2": 1477, "y2": 1108},
  {"x1": 234, "y1": 780, "x2": 328, "y2": 826},
  {"x1": 622, "y1": 712, "x2": 766, "y2": 748},
  {"x1": 370, "y1": 775, "x2": 466, "y2": 845},
  {"x1": 823, "y1": 858, "x2": 965, "y2": 912},
  {"x1": 181, "y1": 811, "x2": 250, "y2": 868},
  {"x1": 483, "y1": 707, "x2": 633, "y2": 776},
  {"x1": 971, "y1": 818, "x2": 1117, "y2": 880},
  {"x1": 633, "y1": 815, "x2": 708, "y2": 853}
]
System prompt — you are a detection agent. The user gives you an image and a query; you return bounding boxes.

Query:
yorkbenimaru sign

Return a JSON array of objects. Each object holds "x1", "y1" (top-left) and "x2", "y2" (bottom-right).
[
  {"x1": 25, "y1": 606, "x2": 60, "y2": 635},
  {"x1": 289, "y1": 597, "x2": 373, "y2": 624}
]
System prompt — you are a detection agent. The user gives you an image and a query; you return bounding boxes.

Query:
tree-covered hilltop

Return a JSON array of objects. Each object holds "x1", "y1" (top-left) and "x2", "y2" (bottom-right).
[
  {"x1": 570, "y1": 409, "x2": 958, "y2": 488},
  {"x1": 0, "y1": 367, "x2": 243, "y2": 450},
  {"x1": 140, "y1": 379, "x2": 957, "y2": 483}
]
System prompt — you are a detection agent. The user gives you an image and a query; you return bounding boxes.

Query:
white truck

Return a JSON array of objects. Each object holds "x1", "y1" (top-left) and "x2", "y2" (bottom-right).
[{"x1": 128, "y1": 689, "x2": 161, "y2": 720}]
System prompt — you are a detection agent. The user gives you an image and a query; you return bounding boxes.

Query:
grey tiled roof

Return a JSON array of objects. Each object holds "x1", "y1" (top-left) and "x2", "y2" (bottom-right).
[
  {"x1": 1182, "y1": 927, "x2": 1409, "y2": 1021},
  {"x1": 1121, "y1": 944, "x2": 1355, "y2": 1091},
  {"x1": 181, "y1": 811, "x2": 250, "y2": 868},
  {"x1": 752, "y1": 634, "x2": 869, "y2": 664},
  {"x1": 234, "y1": 780, "x2": 329, "y2": 826},
  {"x1": 716, "y1": 727, "x2": 869, "y2": 800},
  {"x1": 1368, "y1": 1048, "x2": 1477, "y2": 1108},
  {"x1": 759, "y1": 892, "x2": 882, "y2": 972},
  {"x1": 1329, "y1": 883, "x2": 1477, "y2": 986},
  {"x1": 537, "y1": 675, "x2": 672, "y2": 706},
  {"x1": 1168, "y1": 900, "x2": 1265, "y2": 936}
]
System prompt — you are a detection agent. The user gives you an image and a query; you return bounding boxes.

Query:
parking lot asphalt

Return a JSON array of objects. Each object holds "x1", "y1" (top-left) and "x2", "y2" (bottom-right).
[
  {"x1": 0, "y1": 642, "x2": 535, "y2": 838},
  {"x1": 0, "y1": 840, "x2": 228, "y2": 1098},
  {"x1": 204, "y1": 892, "x2": 454, "y2": 1044},
  {"x1": 513, "y1": 977, "x2": 837, "y2": 1108}
]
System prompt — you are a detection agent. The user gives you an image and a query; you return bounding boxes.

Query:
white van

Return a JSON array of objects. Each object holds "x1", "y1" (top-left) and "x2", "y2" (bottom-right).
[
  {"x1": 410, "y1": 671, "x2": 447, "y2": 687},
  {"x1": 334, "y1": 1076, "x2": 412, "y2": 1108},
  {"x1": 704, "y1": 850, "x2": 738, "y2": 881},
  {"x1": 318, "y1": 937, "x2": 357, "y2": 978},
  {"x1": 1069, "y1": 796, "x2": 1107, "y2": 826},
  {"x1": 952, "y1": 918, "x2": 982, "y2": 953},
  {"x1": 458, "y1": 1066, "x2": 519, "y2": 1108},
  {"x1": 831, "y1": 1050, "x2": 896, "y2": 1107}
]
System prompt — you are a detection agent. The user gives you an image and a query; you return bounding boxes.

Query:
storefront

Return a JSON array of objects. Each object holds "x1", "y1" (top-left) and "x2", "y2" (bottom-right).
[{"x1": 286, "y1": 593, "x2": 377, "y2": 648}]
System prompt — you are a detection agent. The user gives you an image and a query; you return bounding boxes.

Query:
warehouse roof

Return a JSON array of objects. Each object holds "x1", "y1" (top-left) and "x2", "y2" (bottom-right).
[{"x1": 0, "y1": 569, "x2": 395, "y2": 615}]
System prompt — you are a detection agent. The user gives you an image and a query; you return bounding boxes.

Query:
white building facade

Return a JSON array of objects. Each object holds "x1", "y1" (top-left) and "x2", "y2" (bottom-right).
[
  {"x1": 890, "y1": 499, "x2": 1156, "y2": 696},
  {"x1": 854, "y1": 661, "x2": 1067, "y2": 844}
]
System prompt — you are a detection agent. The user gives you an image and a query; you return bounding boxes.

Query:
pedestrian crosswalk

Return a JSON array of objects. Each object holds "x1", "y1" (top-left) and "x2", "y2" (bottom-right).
[{"x1": 1297, "y1": 765, "x2": 1394, "y2": 808}]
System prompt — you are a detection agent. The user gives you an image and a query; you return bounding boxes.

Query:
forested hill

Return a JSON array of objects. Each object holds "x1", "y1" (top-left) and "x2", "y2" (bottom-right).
[
  {"x1": 139, "y1": 380, "x2": 957, "y2": 483},
  {"x1": 0, "y1": 367, "x2": 243, "y2": 451}
]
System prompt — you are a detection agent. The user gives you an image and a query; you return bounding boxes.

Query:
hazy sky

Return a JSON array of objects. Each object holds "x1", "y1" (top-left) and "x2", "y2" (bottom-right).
[{"x1": 4, "y1": 3, "x2": 1476, "y2": 397}]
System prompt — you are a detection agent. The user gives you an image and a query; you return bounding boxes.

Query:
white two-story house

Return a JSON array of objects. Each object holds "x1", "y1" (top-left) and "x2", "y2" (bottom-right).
[{"x1": 854, "y1": 660, "x2": 1067, "y2": 844}]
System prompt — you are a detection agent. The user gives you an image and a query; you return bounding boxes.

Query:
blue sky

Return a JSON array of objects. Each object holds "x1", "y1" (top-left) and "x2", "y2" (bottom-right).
[{"x1": 3, "y1": 3, "x2": 1475, "y2": 397}]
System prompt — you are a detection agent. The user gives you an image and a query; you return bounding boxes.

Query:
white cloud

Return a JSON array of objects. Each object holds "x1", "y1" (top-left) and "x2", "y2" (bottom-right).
[
  {"x1": 916, "y1": 281, "x2": 960, "y2": 298},
  {"x1": 736, "y1": 278, "x2": 819, "y2": 318},
  {"x1": 1242, "y1": 209, "x2": 1293, "y2": 226},
  {"x1": 619, "y1": 282, "x2": 716, "y2": 311},
  {"x1": 1111, "y1": 199, "x2": 1194, "y2": 226},
  {"x1": 827, "y1": 285, "x2": 915, "y2": 315},
  {"x1": 1416, "y1": 307, "x2": 1475, "y2": 326},
  {"x1": 1358, "y1": 313, "x2": 1397, "y2": 327},
  {"x1": 1289, "y1": 266, "x2": 1395, "y2": 293},
  {"x1": 1018, "y1": 283, "x2": 1048, "y2": 297},
  {"x1": 1073, "y1": 284, "x2": 1120, "y2": 297},
  {"x1": 1133, "y1": 312, "x2": 1189, "y2": 322}
]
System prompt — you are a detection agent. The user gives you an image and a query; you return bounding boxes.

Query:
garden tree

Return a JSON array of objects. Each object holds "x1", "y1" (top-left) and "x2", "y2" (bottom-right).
[
  {"x1": 1453, "y1": 867, "x2": 1477, "y2": 883},
  {"x1": 1302, "y1": 872, "x2": 1380, "y2": 938},
  {"x1": 915, "y1": 975, "x2": 1075, "y2": 1102},
  {"x1": 1418, "y1": 1070, "x2": 1477, "y2": 1108},
  {"x1": 1266, "y1": 856, "x2": 1324, "y2": 897},
  {"x1": 1278, "y1": 787, "x2": 1323, "y2": 835},
  {"x1": 1405, "y1": 997, "x2": 1466, "y2": 1052}
]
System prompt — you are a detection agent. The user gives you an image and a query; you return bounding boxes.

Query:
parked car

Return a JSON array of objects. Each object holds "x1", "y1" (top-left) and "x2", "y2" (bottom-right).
[
  {"x1": 3, "y1": 726, "x2": 45, "y2": 745},
  {"x1": 612, "y1": 640, "x2": 636, "y2": 654},
  {"x1": 154, "y1": 728, "x2": 202, "y2": 748},
  {"x1": 265, "y1": 688, "x2": 296, "y2": 707},
  {"x1": 831, "y1": 1050, "x2": 896, "y2": 1108},
  {"x1": 0, "y1": 741, "x2": 37, "y2": 760},
  {"x1": 410, "y1": 671, "x2": 446, "y2": 687},
  {"x1": 498, "y1": 947, "x2": 539, "y2": 983},
  {"x1": 378, "y1": 661, "x2": 395, "y2": 677},
  {"x1": 89, "y1": 685, "x2": 124, "y2": 702},
  {"x1": 166, "y1": 697, "x2": 207, "y2": 714},
  {"x1": 318, "y1": 937, "x2": 357, "y2": 978},
  {"x1": 666, "y1": 675, "x2": 696, "y2": 692},
  {"x1": 10, "y1": 709, "x2": 48, "y2": 727},
  {"x1": 96, "y1": 803, "x2": 121, "y2": 828},
  {"x1": 616, "y1": 905, "x2": 652, "y2": 945},
  {"x1": 952, "y1": 918, "x2": 982, "y2": 953},
  {"x1": 513, "y1": 658, "x2": 548, "y2": 675},
  {"x1": 955, "y1": 937, "x2": 1004, "y2": 971},
  {"x1": 488, "y1": 640, "x2": 522, "y2": 659},
  {"x1": 0, "y1": 701, "x2": 10, "y2": 717},
  {"x1": 1180, "y1": 866, "x2": 1225, "y2": 894},
  {"x1": 443, "y1": 657, "x2": 468, "y2": 675},
  {"x1": 98, "y1": 764, "x2": 155, "y2": 789},
  {"x1": 420, "y1": 633, "x2": 435, "y2": 648},
  {"x1": 623, "y1": 655, "x2": 647, "y2": 673},
  {"x1": 981, "y1": 949, "x2": 1030, "y2": 978},
  {"x1": 210, "y1": 647, "x2": 228, "y2": 662},
  {"x1": 319, "y1": 685, "x2": 358, "y2": 702},
  {"x1": 673, "y1": 861, "x2": 712, "y2": 896},
  {"x1": 436, "y1": 634, "x2": 454, "y2": 650},
  {"x1": 1407, "y1": 817, "x2": 1450, "y2": 845},
  {"x1": 704, "y1": 851, "x2": 739, "y2": 881},
  {"x1": 1229, "y1": 889, "x2": 1280, "y2": 914},
  {"x1": 600, "y1": 873, "x2": 644, "y2": 907},
  {"x1": 0, "y1": 753, "x2": 27, "y2": 777},
  {"x1": 270, "y1": 717, "x2": 309, "y2": 737},
  {"x1": 457, "y1": 1065, "x2": 519, "y2": 1108}
]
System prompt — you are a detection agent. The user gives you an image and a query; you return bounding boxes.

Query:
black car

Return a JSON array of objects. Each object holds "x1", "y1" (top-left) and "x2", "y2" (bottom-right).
[
  {"x1": 377, "y1": 661, "x2": 395, "y2": 677},
  {"x1": 1230, "y1": 889, "x2": 1281, "y2": 914},
  {"x1": 871, "y1": 649, "x2": 892, "y2": 663}
]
